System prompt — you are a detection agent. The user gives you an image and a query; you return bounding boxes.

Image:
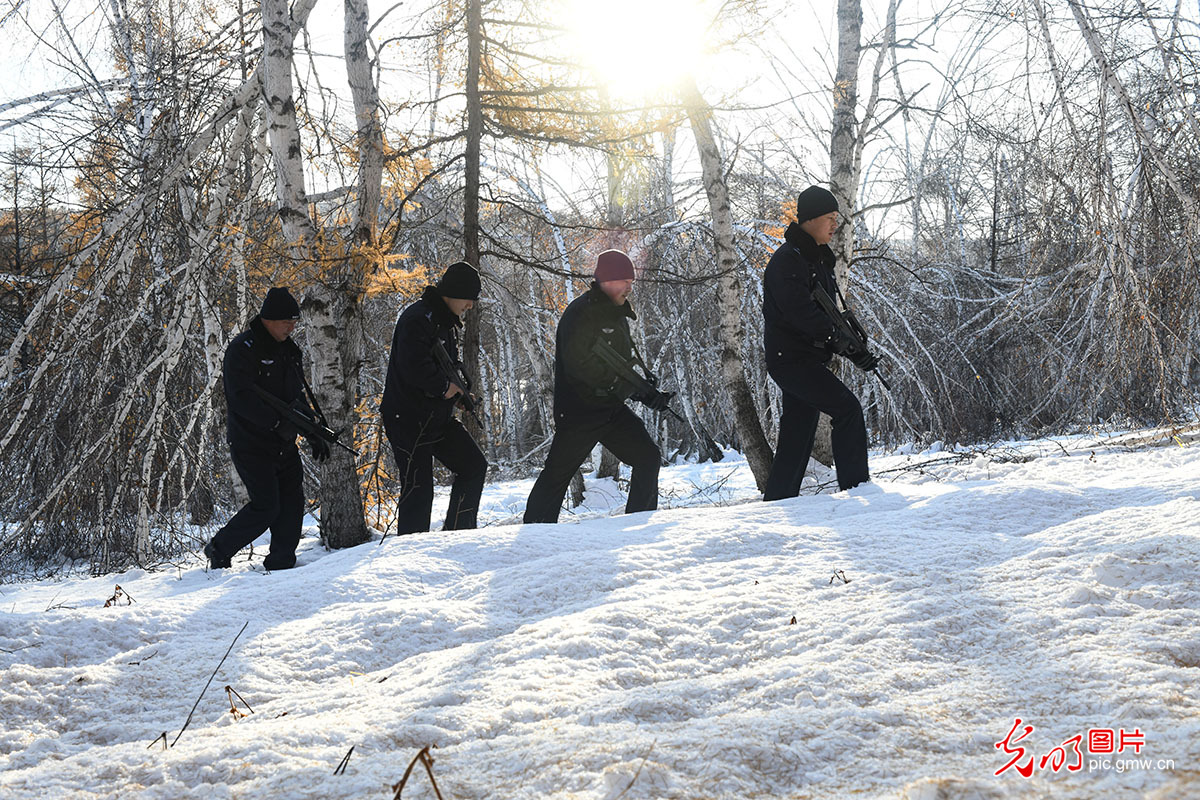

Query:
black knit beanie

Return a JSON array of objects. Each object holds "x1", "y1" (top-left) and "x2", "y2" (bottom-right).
[
  {"x1": 796, "y1": 186, "x2": 839, "y2": 223},
  {"x1": 436, "y1": 261, "x2": 481, "y2": 301},
  {"x1": 259, "y1": 287, "x2": 301, "y2": 320}
]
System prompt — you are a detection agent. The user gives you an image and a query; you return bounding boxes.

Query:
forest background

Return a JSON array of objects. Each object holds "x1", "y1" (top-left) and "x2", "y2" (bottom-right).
[{"x1": 0, "y1": 0, "x2": 1196, "y2": 575}]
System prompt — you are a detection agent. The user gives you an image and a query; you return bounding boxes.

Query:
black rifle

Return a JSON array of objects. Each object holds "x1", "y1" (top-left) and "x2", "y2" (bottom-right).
[
  {"x1": 591, "y1": 338, "x2": 725, "y2": 463},
  {"x1": 432, "y1": 338, "x2": 482, "y2": 427},
  {"x1": 811, "y1": 284, "x2": 892, "y2": 391},
  {"x1": 253, "y1": 385, "x2": 357, "y2": 456}
]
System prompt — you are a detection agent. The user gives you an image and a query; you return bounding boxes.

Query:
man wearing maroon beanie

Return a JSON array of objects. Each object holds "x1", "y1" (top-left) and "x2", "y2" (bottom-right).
[{"x1": 524, "y1": 250, "x2": 670, "y2": 523}]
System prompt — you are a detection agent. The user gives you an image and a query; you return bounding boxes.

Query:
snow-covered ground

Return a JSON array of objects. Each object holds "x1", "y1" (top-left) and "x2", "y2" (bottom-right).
[{"x1": 2, "y1": 430, "x2": 1198, "y2": 799}]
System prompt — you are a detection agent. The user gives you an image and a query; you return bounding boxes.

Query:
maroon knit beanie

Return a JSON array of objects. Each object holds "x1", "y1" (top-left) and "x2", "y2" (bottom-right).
[{"x1": 594, "y1": 249, "x2": 635, "y2": 282}]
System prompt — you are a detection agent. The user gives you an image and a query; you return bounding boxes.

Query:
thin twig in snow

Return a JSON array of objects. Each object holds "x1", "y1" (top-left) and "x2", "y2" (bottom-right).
[
  {"x1": 391, "y1": 745, "x2": 445, "y2": 800},
  {"x1": 610, "y1": 742, "x2": 657, "y2": 800},
  {"x1": 224, "y1": 685, "x2": 254, "y2": 718},
  {"x1": 169, "y1": 621, "x2": 249, "y2": 748},
  {"x1": 334, "y1": 745, "x2": 355, "y2": 775}
]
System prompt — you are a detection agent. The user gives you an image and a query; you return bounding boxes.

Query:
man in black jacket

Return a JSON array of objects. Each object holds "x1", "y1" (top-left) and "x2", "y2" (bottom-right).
[
  {"x1": 523, "y1": 250, "x2": 671, "y2": 523},
  {"x1": 762, "y1": 186, "x2": 879, "y2": 500},
  {"x1": 381, "y1": 262, "x2": 488, "y2": 535},
  {"x1": 204, "y1": 287, "x2": 330, "y2": 570}
]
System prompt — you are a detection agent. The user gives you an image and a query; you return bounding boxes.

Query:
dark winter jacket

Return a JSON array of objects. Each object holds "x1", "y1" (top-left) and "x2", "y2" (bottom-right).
[
  {"x1": 223, "y1": 316, "x2": 310, "y2": 456},
  {"x1": 381, "y1": 286, "x2": 466, "y2": 436},
  {"x1": 762, "y1": 222, "x2": 841, "y2": 368},
  {"x1": 553, "y1": 282, "x2": 640, "y2": 419}
]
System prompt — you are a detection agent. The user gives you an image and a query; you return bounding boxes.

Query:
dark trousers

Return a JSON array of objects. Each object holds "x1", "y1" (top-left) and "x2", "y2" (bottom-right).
[
  {"x1": 765, "y1": 359, "x2": 869, "y2": 499},
  {"x1": 524, "y1": 405, "x2": 660, "y2": 523},
  {"x1": 211, "y1": 445, "x2": 304, "y2": 568},
  {"x1": 384, "y1": 412, "x2": 487, "y2": 535}
]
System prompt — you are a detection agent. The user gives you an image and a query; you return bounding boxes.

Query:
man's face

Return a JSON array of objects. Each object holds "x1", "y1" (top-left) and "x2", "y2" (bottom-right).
[
  {"x1": 599, "y1": 278, "x2": 634, "y2": 305},
  {"x1": 800, "y1": 211, "x2": 839, "y2": 246},
  {"x1": 443, "y1": 296, "x2": 475, "y2": 317},
  {"x1": 262, "y1": 318, "x2": 297, "y2": 342}
]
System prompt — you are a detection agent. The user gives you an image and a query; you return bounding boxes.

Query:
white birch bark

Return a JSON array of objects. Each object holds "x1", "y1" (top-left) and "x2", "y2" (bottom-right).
[
  {"x1": 261, "y1": 0, "x2": 316, "y2": 244},
  {"x1": 0, "y1": 0, "x2": 319, "y2": 384},
  {"x1": 682, "y1": 79, "x2": 771, "y2": 490},
  {"x1": 1067, "y1": 0, "x2": 1183, "y2": 399},
  {"x1": 813, "y1": 0, "x2": 897, "y2": 468},
  {"x1": 1067, "y1": 0, "x2": 1197, "y2": 217},
  {"x1": 345, "y1": 0, "x2": 383, "y2": 244},
  {"x1": 260, "y1": 0, "x2": 371, "y2": 548}
]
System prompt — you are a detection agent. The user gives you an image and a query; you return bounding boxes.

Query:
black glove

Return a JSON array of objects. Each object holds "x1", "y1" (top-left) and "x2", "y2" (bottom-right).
[
  {"x1": 640, "y1": 389, "x2": 673, "y2": 412},
  {"x1": 849, "y1": 350, "x2": 881, "y2": 371},
  {"x1": 827, "y1": 328, "x2": 858, "y2": 355},
  {"x1": 306, "y1": 434, "x2": 331, "y2": 463},
  {"x1": 273, "y1": 419, "x2": 299, "y2": 444}
]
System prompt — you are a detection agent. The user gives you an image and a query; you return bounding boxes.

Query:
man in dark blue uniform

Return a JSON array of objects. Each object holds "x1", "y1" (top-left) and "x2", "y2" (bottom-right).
[
  {"x1": 204, "y1": 287, "x2": 330, "y2": 570},
  {"x1": 762, "y1": 186, "x2": 878, "y2": 500},
  {"x1": 381, "y1": 262, "x2": 488, "y2": 535},
  {"x1": 523, "y1": 250, "x2": 671, "y2": 523}
]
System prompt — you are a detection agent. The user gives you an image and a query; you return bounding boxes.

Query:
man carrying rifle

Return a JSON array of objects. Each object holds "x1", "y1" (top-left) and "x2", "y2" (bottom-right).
[
  {"x1": 762, "y1": 186, "x2": 881, "y2": 500},
  {"x1": 524, "y1": 250, "x2": 670, "y2": 523},
  {"x1": 203, "y1": 287, "x2": 329, "y2": 570},
  {"x1": 381, "y1": 262, "x2": 488, "y2": 535}
]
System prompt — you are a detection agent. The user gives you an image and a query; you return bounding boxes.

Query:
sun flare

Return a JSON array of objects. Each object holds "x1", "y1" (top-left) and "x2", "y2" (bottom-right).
[{"x1": 562, "y1": 0, "x2": 708, "y2": 101}]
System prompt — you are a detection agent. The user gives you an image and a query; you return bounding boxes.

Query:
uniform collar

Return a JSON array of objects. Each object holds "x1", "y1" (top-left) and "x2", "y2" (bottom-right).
[
  {"x1": 421, "y1": 285, "x2": 463, "y2": 328},
  {"x1": 784, "y1": 222, "x2": 832, "y2": 264},
  {"x1": 249, "y1": 315, "x2": 286, "y2": 354}
]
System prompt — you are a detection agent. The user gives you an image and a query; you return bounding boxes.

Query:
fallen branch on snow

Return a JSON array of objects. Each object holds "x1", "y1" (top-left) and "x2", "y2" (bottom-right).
[
  {"x1": 168, "y1": 621, "x2": 249, "y2": 748},
  {"x1": 334, "y1": 745, "x2": 355, "y2": 775},
  {"x1": 224, "y1": 685, "x2": 254, "y2": 719},
  {"x1": 391, "y1": 745, "x2": 445, "y2": 799},
  {"x1": 103, "y1": 585, "x2": 135, "y2": 607}
]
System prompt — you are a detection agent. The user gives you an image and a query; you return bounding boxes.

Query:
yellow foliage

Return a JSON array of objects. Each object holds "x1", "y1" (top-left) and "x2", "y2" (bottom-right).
[
  {"x1": 365, "y1": 258, "x2": 432, "y2": 299},
  {"x1": 751, "y1": 199, "x2": 797, "y2": 273},
  {"x1": 764, "y1": 199, "x2": 797, "y2": 240}
]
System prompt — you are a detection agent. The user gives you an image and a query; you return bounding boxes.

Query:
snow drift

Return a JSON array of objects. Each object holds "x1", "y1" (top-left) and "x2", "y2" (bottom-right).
[{"x1": 2, "y1": 432, "x2": 1197, "y2": 799}]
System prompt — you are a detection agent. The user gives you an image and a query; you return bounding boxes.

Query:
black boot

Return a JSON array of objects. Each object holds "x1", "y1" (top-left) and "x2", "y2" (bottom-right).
[
  {"x1": 262, "y1": 553, "x2": 297, "y2": 571},
  {"x1": 204, "y1": 541, "x2": 232, "y2": 569}
]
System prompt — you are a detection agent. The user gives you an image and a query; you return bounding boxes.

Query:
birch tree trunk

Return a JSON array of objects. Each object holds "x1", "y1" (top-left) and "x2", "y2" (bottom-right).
[
  {"x1": 814, "y1": 0, "x2": 898, "y2": 470},
  {"x1": 461, "y1": 0, "x2": 486, "y2": 442},
  {"x1": 261, "y1": 0, "x2": 314, "y2": 244},
  {"x1": 682, "y1": 79, "x2": 771, "y2": 491},
  {"x1": 1066, "y1": 0, "x2": 1197, "y2": 216},
  {"x1": 807, "y1": 0, "x2": 867, "y2": 467},
  {"x1": 830, "y1": 0, "x2": 862, "y2": 275},
  {"x1": 262, "y1": 0, "x2": 367, "y2": 548},
  {"x1": 345, "y1": 0, "x2": 383, "y2": 244},
  {"x1": 1066, "y1": 0, "x2": 1189, "y2": 403}
]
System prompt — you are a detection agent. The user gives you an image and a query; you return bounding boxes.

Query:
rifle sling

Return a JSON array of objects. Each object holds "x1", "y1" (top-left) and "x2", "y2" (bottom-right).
[{"x1": 287, "y1": 356, "x2": 332, "y2": 430}]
